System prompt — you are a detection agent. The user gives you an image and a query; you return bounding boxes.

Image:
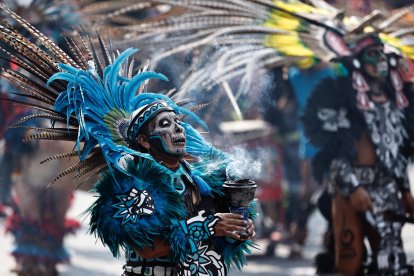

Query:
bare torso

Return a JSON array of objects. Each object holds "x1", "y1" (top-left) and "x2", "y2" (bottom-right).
[
  {"x1": 353, "y1": 93, "x2": 388, "y2": 166},
  {"x1": 353, "y1": 133, "x2": 377, "y2": 166}
]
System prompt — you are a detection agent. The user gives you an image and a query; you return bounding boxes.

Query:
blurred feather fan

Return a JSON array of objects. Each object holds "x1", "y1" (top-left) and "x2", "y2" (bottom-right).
[{"x1": 81, "y1": 0, "x2": 414, "y2": 96}]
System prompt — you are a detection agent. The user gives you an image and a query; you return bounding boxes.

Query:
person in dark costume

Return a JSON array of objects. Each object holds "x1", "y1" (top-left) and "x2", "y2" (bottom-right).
[{"x1": 303, "y1": 33, "x2": 414, "y2": 275}]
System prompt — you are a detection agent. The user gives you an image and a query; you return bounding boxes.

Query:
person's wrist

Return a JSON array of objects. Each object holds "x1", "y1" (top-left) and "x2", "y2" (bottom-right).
[{"x1": 180, "y1": 211, "x2": 219, "y2": 242}]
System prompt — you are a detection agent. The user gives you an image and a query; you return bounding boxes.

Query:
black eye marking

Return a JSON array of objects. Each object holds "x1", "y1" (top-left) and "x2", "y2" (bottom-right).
[{"x1": 159, "y1": 118, "x2": 171, "y2": 128}]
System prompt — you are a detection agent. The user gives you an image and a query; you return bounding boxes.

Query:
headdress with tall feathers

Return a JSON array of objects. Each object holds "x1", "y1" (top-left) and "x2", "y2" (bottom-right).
[
  {"x1": 0, "y1": 3, "x2": 212, "y2": 185},
  {"x1": 0, "y1": 5, "x2": 259, "y2": 269},
  {"x1": 81, "y1": 0, "x2": 414, "y2": 98}
]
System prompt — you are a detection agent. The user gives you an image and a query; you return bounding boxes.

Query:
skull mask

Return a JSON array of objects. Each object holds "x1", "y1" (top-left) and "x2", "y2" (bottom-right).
[
  {"x1": 360, "y1": 45, "x2": 388, "y2": 80},
  {"x1": 147, "y1": 111, "x2": 186, "y2": 156}
]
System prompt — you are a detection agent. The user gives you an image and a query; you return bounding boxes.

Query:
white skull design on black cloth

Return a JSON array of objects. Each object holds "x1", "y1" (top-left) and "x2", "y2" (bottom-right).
[
  {"x1": 113, "y1": 188, "x2": 155, "y2": 224},
  {"x1": 362, "y1": 102, "x2": 408, "y2": 178}
]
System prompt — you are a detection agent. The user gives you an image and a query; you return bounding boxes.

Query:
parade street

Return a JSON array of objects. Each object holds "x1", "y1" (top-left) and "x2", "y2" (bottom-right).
[{"x1": 2, "y1": 189, "x2": 414, "y2": 276}]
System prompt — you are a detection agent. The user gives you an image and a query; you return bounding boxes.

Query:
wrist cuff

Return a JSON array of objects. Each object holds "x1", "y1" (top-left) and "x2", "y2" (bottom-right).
[{"x1": 179, "y1": 210, "x2": 219, "y2": 253}]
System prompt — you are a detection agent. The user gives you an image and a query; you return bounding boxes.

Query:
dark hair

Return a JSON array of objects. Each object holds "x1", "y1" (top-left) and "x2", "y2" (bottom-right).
[{"x1": 129, "y1": 122, "x2": 151, "y2": 152}]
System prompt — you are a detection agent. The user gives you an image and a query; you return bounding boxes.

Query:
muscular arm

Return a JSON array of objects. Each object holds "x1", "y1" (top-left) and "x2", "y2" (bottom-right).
[{"x1": 133, "y1": 213, "x2": 249, "y2": 259}]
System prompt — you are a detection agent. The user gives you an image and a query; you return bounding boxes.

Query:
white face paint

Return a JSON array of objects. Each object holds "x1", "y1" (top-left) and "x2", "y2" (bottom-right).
[{"x1": 148, "y1": 111, "x2": 186, "y2": 156}]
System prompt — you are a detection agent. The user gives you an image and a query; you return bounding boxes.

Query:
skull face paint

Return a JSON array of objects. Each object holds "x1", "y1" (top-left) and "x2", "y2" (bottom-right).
[
  {"x1": 361, "y1": 45, "x2": 388, "y2": 80},
  {"x1": 148, "y1": 111, "x2": 186, "y2": 156}
]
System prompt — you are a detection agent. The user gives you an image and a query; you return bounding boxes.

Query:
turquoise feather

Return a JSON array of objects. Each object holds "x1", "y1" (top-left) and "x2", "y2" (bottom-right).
[
  {"x1": 48, "y1": 48, "x2": 215, "y2": 176},
  {"x1": 89, "y1": 157, "x2": 188, "y2": 258}
]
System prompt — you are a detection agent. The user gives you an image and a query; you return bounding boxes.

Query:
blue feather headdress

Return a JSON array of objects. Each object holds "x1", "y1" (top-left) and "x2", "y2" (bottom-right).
[
  {"x1": 0, "y1": 4, "x2": 217, "y2": 183},
  {"x1": 47, "y1": 47, "x2": 213, "y2": 180}
]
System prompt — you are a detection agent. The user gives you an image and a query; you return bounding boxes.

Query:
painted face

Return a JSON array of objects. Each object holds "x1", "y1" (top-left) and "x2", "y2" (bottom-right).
[
  {"x1": 148, "y1": 111, "x2": 186, "y2": 156},
  {"x1": 361, "y1": 45, "x2": 388, "y2": 80}
]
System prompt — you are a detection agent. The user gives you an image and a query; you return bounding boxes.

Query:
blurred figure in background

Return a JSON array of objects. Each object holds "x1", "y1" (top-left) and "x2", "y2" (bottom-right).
[
  {"x1": 0, "y1": 65, "x2": 80, "y2": 276},
  {"x1": 260, "y1": 64, "x2": 338, "y2": 260},
  {"x1": 288, "y1": 63, "x2": 335, "y2": 258},
  {"x1": 5, "y1": 138, "x2": 80, "y2": 276},
  {"x1": 0, "y1": 90, "x2": 29, "y2": 216},
  {"x1": 0, "y1": 59, "x2": 80, "y2": 276},
  {"x1": 262, "y1": 68, "x2": 313, "y2": 258},
  {"x1": 0, "y1": 1, "x2": 82, "y2": 275},
  {"x1": 304, "y1": 34, "x2": 414, "y2": 275},
  {"x1": 288, "y1": 63, "x2": 338, "y2": 270}
]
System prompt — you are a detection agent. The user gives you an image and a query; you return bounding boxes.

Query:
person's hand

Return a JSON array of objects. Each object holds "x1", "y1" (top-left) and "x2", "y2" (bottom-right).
[
  {"x1": 349, "y1": 187, "x2": 372, "y2": 212},
  {"x1": 240, "y1": 219, "x2": 256, "y2": 241},
  {"x1": 402, "y1": 192, "x2": 414, "y2": 216},
  {"x1": 214, "y1": 213, "x2": 247, "y2": 240}
]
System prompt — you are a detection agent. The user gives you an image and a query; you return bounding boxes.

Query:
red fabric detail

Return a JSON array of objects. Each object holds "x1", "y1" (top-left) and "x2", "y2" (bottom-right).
[
  {"x1": 12, "y1": 254, "x2": 69, "y2": 266},
  {"x1": 9, "y1": 58, "x2": 19, "y2": 71},
  {"x1": 352, "y1": 37, "x2": 377, "y2": 55},
  {"x1": 323, "y1": 31, "x2": 351, "y2": 57},
  {"x1": 352, "y1": 70, "x2": 373, "y2": 110},
  {"x1": 390, "y1": 69, "x2": 403, "y2": 91},
  {"x1": 0, "y1": 203, "x2": 7, "y2": 217},
  {"x1": 395, "y1": 89, "x2": 409, "y2": 109},
  {"x1": 356, "y1": 90, "x2": 373, "y2": 110},
  {"x1": 397, "y1": 59, "x2": 414, "y2": 82},
  {"x1": 390, "y1": 70, "x2": 409, "y2": 109},
  {"x1": 352, "y1": 70, "x2": 369, "y2": 92},
  {"x1": 65, "y1": 218, "x2": 81, "y2": 234},
  {"x1": 0, "y1": 92, "x2": 32, "y2": 137},
  {"x1": 5, "y1": 213, "x2": 80, "y2": 238}
]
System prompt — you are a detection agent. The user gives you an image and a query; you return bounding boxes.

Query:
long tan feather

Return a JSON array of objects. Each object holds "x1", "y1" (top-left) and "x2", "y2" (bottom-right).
[
  {"x1": 41, "y1": 147, "x2": 100, "y2": 164},
  {"x1": 23, "y1": 132, "x2": 78, "y2": 142},
  {"x1": 0, "y1": 3, "x2": 78, "y2": 68},
  {"x1": 49, "y1": 152, "x2": 103, "y2": 185},
  {"x1": 10, "y1": 114, "x2": 67, "y2": 128}
]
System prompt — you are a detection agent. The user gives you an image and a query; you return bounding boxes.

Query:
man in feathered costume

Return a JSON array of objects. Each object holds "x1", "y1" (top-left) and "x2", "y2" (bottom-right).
[
  {"x1": 303, "y1": 32, "x2": 414, "y2": 275},
  {"x1": 86, "y1": 87, "x2": 257, "y2": 276},
  {"x1": 73, "y1": 53, "x2": 257, "y2": 274},
  {"x1": 0, "y1": 4, "x2": 256, "y2": 276}
]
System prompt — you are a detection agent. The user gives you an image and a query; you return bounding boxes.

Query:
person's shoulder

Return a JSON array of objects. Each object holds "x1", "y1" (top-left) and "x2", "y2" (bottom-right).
[
  {"x1": 314, "y1": 75, "x2": 351, "y2": 92},
  {"x1": 306, "y1": 75, "x2": 353, "y2": 110}
]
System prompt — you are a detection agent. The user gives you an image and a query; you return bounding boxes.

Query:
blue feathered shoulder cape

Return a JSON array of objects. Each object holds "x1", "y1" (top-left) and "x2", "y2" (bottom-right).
[
  {"x1": 89, "y1": 157, "x2": 187, "y2": 258},
  {"x1": 89, "y1": 154, "x2": 256, "y2": 268}
]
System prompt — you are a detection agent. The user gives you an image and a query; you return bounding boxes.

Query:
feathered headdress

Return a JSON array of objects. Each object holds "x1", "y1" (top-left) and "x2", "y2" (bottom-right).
[
  {"x1": 84, "y1": 0, "x2": 414, "y2": 97},
  {"x1": 0, "y1": 3, "x2": 212, "y2": 185}
]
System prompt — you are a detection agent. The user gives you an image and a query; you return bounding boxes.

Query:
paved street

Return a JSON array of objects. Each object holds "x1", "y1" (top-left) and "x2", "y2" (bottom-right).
[{"x1": 1, "y1": 190, "x2": 414, "y2": 276}]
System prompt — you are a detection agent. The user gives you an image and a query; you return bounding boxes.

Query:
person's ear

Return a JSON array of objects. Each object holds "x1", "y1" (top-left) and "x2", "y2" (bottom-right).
[{"x1": 136, "y1": 134, "x2": 150, "y2": 150}]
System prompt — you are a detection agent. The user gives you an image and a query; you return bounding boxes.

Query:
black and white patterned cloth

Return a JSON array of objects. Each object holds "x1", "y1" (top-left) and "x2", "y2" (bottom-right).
[
  {"x1": 303, "y1": 75, "x2": 414, "y2": 274},
  {"x1": 362, "y1": 102, "x2": 408, "y2": 179},
  {"x1": 356, "y1": 166, "x2": 408, "y2": 275}
]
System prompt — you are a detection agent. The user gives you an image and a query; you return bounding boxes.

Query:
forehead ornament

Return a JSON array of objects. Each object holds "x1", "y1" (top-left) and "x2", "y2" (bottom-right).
[{"x1": 127, "y1": 100, "x2": 174, "y2": 143}]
